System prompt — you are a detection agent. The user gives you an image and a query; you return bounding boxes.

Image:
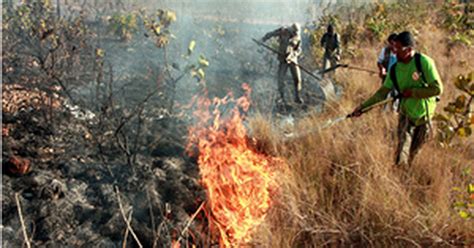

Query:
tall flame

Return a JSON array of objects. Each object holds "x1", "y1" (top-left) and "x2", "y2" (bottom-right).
[{"x1": 187, "y1": 84, "x2": 277, "y2": 247}]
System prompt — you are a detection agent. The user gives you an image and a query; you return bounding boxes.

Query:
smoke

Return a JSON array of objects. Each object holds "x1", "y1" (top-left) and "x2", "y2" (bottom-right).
[
  {"x1": 155, "y1": 0, "x2": 318, "y2": 109},
  {"x1": 63, "y1": 0, "x2": 340, "y2": 115},
  {"x1": 86, "y1": 0, "x2": 317, "y2": 114}
]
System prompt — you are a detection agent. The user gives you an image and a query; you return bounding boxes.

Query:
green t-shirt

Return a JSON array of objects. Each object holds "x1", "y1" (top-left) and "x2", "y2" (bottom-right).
[{"x1": 383, "y1": 53, "x2": 443, "y2": 124}]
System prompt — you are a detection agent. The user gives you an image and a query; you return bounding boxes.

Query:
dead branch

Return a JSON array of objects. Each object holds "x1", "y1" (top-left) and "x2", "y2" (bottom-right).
[
  {"x1": 122, "y1": 210, "x2": 133, "y2": 248},
  {"x1": 176, "y1": 201, "x2": 206, "y2": 244},
  {"x1": 114, "y1": 186, "x2": 143, "y2": 248},
  {"x1": 15, "y1": 193, "x2": 31, "y2": 248}
]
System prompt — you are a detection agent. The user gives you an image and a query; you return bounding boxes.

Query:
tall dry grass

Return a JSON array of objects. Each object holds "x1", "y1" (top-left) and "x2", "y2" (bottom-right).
[{"x1": 248, "y1": 3, "x2": 474, "y2": 247}]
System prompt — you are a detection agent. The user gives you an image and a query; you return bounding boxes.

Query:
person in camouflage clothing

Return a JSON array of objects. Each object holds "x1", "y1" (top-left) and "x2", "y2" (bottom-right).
[
  {"x1": 320, "y1": 24, "x2": 340, "y2": 78},
  {"x1": 262, "y1": 23, "x2": 303, "y2": 104}
]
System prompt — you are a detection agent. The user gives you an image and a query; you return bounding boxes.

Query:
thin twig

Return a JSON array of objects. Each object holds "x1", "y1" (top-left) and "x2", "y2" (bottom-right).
[
  {"x1": 15, "y1": 193, "x2": 31, "y2": 248},
  {"x1": 115, "y1": 186, "x2": 143, "y2": 248},
  {"x1": 154, "y1": 220, "x2": 168, "y2": 247},
  {"x1": 177, "y1": 201, "x2": 206, "y2": 243},
  {"x1": 122, "y1": 210, "x2": 133, "y2": 248},
  {"x1": 146, "y1": 190, "x2": 158, "y2": 248}
]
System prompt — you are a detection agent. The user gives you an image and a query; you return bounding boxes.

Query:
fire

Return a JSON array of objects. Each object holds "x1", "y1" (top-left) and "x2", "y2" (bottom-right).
[{"x1": 187, "y1": 83, "x2": 278, "y2": 247}]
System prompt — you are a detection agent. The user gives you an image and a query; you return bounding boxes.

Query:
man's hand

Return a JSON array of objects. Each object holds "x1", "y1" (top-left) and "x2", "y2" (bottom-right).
[{"x1": 348, "y1": 105, "x2": 364, "y2": 118}]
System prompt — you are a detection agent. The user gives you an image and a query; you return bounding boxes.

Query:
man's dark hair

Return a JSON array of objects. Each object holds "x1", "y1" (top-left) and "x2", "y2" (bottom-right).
[
  {"x1": 387, "y1": 33, "x2": 397, "y2": 42},
  {"x1": 395, "y1": 31, "x2": 415, "y2": 47},
  {"x1": 327, "y1": 24, "x2": 334, "y2": 33}
]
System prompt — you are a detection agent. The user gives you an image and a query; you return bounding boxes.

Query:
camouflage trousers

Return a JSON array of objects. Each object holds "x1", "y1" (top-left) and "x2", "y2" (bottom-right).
[
  {"x1": 277, "y1": 61, "x2": 302, "y2": 102},
  {"x1": 395, "y1": 114, "x2": 430, "y2": 166}
]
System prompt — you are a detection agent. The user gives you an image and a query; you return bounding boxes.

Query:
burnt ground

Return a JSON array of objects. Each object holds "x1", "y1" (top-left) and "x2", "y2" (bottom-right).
[{"x1": 2, "y1": 105, "x2": 207, "y2": 247}]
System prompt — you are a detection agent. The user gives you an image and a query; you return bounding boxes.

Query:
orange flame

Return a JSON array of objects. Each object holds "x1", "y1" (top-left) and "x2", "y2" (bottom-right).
[{"x1": 187, "y1": 84, "x2": 277, "y2": 247}]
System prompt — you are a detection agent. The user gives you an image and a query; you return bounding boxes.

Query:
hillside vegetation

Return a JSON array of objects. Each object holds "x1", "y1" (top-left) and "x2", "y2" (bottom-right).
[{"x1": 249, "y1": 1, "x2": 473, "y2": 247}]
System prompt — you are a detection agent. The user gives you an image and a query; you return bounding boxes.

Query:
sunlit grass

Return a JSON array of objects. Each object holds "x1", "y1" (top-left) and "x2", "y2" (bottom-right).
[
  {"x1": 250, "y1": 108, "x2": 473, "y2": 246},
  {"x1": 248, "y1": 3, "x2": 474, "y2": 246}
]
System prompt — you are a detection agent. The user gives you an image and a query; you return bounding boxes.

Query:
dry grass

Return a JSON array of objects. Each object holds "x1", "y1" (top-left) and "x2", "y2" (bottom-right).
[{"x1": 248, "y1": 6, "x2": 474, "y2": 247}]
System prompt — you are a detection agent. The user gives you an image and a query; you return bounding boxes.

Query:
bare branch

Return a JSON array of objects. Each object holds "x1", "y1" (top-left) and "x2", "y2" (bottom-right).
[{"x1": 15, "y1": 193, "x2": 31, "y2": 248}]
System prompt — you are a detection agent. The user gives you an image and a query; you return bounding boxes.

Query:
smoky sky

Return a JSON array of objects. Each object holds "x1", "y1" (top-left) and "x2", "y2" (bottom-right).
[{"x1": 144, "y1": 0, "x2": 317, "y2": 25}]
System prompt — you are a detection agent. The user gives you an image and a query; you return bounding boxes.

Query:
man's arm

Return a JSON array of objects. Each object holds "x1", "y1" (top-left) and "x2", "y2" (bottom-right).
[
  {"x1": 262, "y1": 28, "x2": 281, "y2": 42},
  {"x1": 350, "y1": 86, "x2": 392, "y2": 117},
  {"x1": 405, "y1": 81, "x2": 442, "y2": 98},
  {"x1": 360, "y1": 86, "x2": 391, "y2": 109},
  {"x1": 320, "y1": 33, "x2": 327, "y2": 47}
]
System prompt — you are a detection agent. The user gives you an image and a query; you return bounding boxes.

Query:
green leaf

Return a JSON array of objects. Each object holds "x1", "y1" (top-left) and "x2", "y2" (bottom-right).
[
  {"x1": 458, "y1": 210, "x2": 469, "y2": 219},
  {"x1": 188, "y1": 40, "x2": 196, "y2": 55},
  {"x1": 451, "y1": 33, "x2": 472, "y2": 46},
  {"x1": 462, "y1": 167, "x2": 472, "y2": 177},
  {"x1": 191, "y1": 68, "x2": 205, "y2": 80},
  {"x1": 96, "y1": 48, "x2": 105, "y2": 57},
  {"x1": 197, "y1": 68, "x2": 205, "y2": 79},
  {"x1": 154, "y1": 25, "x2": 161, "y2": 35},
  {"x1": 453, "y1": 201, "x2": 466, "y2": 207},
  {"x1": 165, "y1": 10, "x2": 177, "y2": 22},
  {"x1": 457, "y1": 127, "x2": 470, "y2": 137},
  {"x1": 467, "y1": 71, "x2": 473, "y2": 82},
  {"x1": 198, "y1": 55, "x2": 209, "y2": 67},
  {"x1": 468, "y1": 184, "x2": 474, "y2": 194}
]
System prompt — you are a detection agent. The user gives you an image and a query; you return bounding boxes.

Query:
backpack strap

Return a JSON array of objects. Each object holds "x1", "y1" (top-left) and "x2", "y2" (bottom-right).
[
  {"x1": 415, "y1": 52, "x2": 440, "y2": 102},
  {"x1": 389, "y1": 62, "x2": 401, "y2": 97},
  {"x1": 414, "y1": 52, "x2": 428, "y2": 84}
]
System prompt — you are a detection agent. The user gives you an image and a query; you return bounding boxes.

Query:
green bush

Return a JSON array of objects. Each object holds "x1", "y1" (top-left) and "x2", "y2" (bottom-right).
[{"x1": 434, "y1": 72, "x2": 474, "y2": 146}]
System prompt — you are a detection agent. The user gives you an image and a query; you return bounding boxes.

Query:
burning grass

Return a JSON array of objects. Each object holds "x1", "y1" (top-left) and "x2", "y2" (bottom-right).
[{"x1": 186, "y1": 84, "x2": 285, "y2": 247}]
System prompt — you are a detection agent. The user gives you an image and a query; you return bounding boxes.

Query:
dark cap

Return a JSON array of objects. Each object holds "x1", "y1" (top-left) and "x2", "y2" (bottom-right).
[{"x1": 395, "y1": 31, "x2": 415, "y2": 47}]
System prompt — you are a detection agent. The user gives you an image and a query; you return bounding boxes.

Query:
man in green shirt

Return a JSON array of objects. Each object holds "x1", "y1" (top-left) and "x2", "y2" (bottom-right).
[{"x1": 350, "y1": 31, "x2": 443, "y2": 166}]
